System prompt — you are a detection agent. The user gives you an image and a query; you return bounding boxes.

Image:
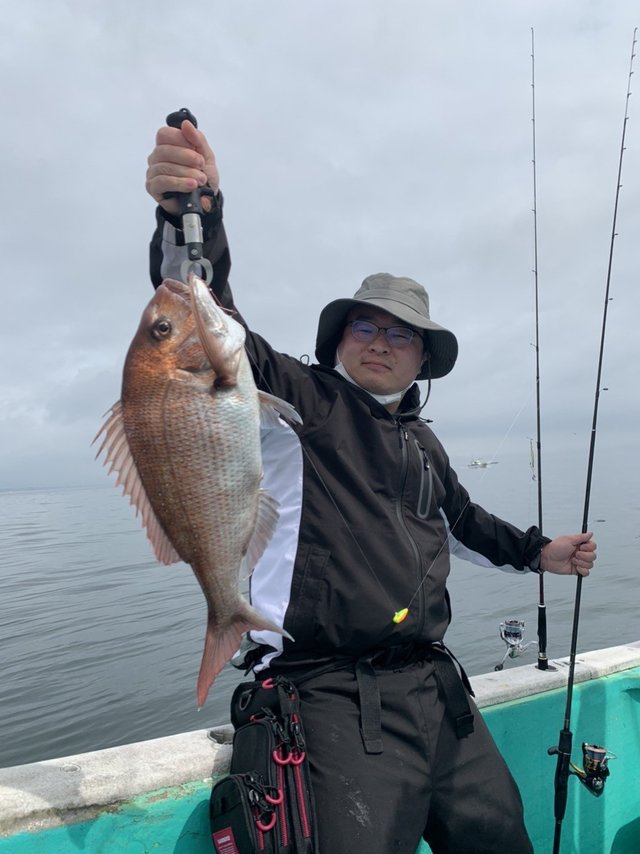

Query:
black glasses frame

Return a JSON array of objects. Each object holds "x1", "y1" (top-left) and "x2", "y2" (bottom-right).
[{"x1": 346, "y1": 320, "x2": 417, "y2": 348}]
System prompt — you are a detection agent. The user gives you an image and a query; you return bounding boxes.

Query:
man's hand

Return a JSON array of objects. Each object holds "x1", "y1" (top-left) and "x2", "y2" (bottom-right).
[
  {"x1": 145, "y1": 120, "x2": 219, "y2": 216},
  {"x1": 541, "y1": 533, "x2": 596, "y2": 577}
]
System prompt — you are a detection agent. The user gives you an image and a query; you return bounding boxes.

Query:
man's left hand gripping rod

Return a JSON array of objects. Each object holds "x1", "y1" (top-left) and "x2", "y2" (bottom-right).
[{"x1": 163, "y1": 107, "x2": 215, "y2": 285}]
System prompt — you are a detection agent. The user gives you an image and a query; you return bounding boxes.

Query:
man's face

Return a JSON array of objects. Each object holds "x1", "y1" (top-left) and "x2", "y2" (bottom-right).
[{"x1": 337, "y1": 306, "x2": 425, "y2": 399}]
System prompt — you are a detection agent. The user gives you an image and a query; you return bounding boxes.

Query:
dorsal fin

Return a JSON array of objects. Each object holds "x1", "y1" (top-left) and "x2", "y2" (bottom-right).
[{"x1": 93, "y1": 403, "x2": 181, "y2": 565}]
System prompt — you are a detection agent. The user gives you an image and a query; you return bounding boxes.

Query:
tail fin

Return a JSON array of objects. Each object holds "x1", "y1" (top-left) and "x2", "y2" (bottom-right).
[{"x1": 196, "y1": 600, "x2": 293, "y2": 707}]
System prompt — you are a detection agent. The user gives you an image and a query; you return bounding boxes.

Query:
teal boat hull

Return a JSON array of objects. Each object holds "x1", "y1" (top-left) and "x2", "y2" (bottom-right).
[{"x1": 1, "y1": 643, "x2": 639, "y2": 853}]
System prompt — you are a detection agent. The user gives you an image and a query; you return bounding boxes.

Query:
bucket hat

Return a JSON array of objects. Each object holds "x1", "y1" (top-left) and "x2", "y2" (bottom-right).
[{"x1": 315, "y1": 273, "x2": 458, "y2": 380}]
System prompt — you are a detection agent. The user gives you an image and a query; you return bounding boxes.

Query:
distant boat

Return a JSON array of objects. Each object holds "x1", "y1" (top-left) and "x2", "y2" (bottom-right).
[{"x1": 467, "y1": 459, "x2": 499, "y2": 468}]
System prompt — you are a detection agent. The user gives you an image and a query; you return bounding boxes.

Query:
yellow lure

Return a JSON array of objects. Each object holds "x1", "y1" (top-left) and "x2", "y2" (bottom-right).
[{"x1": 392, "y1": 608, "x2": 409, "y2": 624}]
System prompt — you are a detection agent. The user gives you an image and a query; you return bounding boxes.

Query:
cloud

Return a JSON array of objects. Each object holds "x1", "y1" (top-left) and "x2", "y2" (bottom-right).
[{"x1": 0, "y1": 1, "x2": 638, "y2": 489}]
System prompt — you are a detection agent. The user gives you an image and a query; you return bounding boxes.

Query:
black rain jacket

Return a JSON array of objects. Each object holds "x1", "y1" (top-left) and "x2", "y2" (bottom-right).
[{"x1": 149, "y1": 201, "x2": 549, "y2": 667}]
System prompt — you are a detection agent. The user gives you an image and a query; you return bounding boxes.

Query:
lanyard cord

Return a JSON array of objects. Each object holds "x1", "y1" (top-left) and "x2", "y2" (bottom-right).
[{"x1": 402, "y1": 391, "x2": 533, "y2": 615}]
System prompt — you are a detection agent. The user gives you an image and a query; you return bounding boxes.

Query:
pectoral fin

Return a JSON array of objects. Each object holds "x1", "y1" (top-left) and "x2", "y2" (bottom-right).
[
  {"x1": 258, "y1": 391, "x2": 302, "y2": 429},
  {"x1": 241, "y1": 488, "x2": 280, "y2": 577}
]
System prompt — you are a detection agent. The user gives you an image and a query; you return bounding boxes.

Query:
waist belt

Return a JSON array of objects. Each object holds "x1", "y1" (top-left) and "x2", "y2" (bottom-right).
[
  {"x1": 268, "y1": 642, "x2": 475, "y2": 756},
  {"x1": 354, "y1": 643, "x2": 474, "y2": 754}
]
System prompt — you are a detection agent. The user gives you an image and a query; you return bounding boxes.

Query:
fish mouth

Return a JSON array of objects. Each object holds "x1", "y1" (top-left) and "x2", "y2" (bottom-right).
[
  {"x1": 188, "y1": 276, "x2": 243, "y2": 378},
  {"x1": 162, "y1": 278, "x2": 192, "y2": 302}
]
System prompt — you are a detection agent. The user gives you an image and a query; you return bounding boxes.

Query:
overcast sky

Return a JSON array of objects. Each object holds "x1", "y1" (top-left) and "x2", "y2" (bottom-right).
[{"x1": 1, "y1": 1, "x2": 638, "y2": 491}]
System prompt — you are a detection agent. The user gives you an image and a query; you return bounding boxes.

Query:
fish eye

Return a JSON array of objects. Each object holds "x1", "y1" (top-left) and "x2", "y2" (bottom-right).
[{"x1": 152, "y1": 318, "x2": 172, "y2": 339}]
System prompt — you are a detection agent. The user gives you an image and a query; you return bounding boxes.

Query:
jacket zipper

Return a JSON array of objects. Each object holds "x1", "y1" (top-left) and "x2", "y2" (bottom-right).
[
  {"x1": 395, "y1": 422, "x2": 424, "y2": 626},
  {"x1": 414, "y1": 440, "x2": 433, "y2": 519}
]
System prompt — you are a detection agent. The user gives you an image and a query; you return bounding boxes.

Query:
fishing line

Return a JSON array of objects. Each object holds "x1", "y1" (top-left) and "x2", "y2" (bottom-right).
[
  {"x1": 549, "y1": 28, "x2": 636, "y2": 854},
  {"x1": 530, "y1": 28, "x2": 550, "y2": 671}
]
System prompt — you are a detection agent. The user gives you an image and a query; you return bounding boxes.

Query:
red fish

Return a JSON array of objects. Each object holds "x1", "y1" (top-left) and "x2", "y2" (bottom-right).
[{"x1": 95, "y1": 276, "x2": 299, "y2": 705}]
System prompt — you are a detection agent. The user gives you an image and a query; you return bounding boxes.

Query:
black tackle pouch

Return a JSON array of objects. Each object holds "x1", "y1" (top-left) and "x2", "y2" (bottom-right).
[
  {"x1": 210, "y1": 675, "x2": 318, "y2": 853},
  {"x1": 211, "y1": 772, "x2": 282, "y2": 854}
]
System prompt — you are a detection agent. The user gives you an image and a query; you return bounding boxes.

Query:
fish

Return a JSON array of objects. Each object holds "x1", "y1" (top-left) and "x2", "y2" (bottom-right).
[{"x1": 94, "y1": 275, "x2": 300, "y2": 706}]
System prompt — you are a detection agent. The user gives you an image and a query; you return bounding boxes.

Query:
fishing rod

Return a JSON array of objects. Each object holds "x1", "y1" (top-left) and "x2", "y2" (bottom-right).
[
  {"x1": 492, "y1": 31, "x2": 551, "y2": 673},
  {"x1": 548, "y1": 28, "x2": 636, "y2": 854},
  {"x1": 530, "y1": 28, "x2": 550, "y2": 672}
]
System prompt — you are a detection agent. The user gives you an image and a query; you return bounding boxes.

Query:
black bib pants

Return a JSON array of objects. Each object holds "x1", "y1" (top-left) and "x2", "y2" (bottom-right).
[{"x1": 286, "y1": 655, "x2": 533, "y2": 854}]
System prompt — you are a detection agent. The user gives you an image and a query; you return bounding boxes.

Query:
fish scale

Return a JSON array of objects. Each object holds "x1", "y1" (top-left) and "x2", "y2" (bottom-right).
[{"x1": 124, "y1": 381, "x2": 259, "y2": 568}]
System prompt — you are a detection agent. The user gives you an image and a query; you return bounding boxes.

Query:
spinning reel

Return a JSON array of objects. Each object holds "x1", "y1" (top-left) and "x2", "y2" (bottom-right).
[
  {"x1": 494, "y1": 618, "x2": 537, "y2": 671},
  {"x1": 570, "y1": 743, "x2": 613, "y2": 796},
  {"x1": 547, "y1": 741, "x2": 614, "y2": 798}
]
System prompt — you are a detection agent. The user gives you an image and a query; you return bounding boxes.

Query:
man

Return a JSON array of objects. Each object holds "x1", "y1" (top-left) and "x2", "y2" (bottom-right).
[{"x1": 146, "y1": 118, "x2": 596, "y2": 853}]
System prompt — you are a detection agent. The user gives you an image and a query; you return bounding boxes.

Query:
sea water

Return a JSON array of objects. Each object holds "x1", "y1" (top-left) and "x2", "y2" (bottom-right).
[{"x1": 1, "y1": 440, "x2": 637, "y2": 769}]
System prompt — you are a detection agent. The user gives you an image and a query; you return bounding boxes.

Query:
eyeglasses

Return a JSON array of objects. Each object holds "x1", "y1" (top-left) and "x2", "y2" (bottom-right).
[{"x1": 346, "y1": 320, "x2": 418, "y2": 349}]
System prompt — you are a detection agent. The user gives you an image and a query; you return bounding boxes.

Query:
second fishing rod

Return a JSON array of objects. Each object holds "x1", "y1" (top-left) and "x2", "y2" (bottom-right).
[{"x1": 548, "y1": 27, "x2": 637, "y2": 854}]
